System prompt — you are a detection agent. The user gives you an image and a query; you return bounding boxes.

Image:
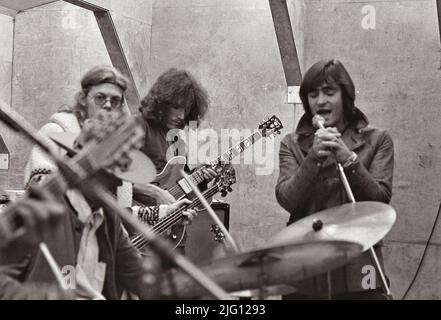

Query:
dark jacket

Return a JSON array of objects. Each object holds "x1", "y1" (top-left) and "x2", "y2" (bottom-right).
[
  {"x1": 0, "y1": 199, "x2": 159, "y2": 300},
  {"x1": 275, "y1": 108, "x2": 394, "y2": 297}
]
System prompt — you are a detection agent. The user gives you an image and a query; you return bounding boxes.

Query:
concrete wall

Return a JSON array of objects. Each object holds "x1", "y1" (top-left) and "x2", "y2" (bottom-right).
[
  {"x1": 2, "y1": 0, "x2": 152, "y2": 190},
  {"x1": 152, "y1": 0, "x2": 441, "y2": 299},
  {"x1": 151, "y1": 0, "x2": 292, "y2": 250},
  {"x1": 0, "y1": 13, "x2": 14, "y2": 185},
  {"x1": 2, "y1": 0, "x2": 440, "y2": 299},
  {"x1": 286, "y1": 0, "x2": 307, "y2": 135},
  {"x1": 287, "y1": 0, "x2": 304, "y2": 72},
  {"x1": 302, "y1": 0, "x2": 441, "y2": 299}
]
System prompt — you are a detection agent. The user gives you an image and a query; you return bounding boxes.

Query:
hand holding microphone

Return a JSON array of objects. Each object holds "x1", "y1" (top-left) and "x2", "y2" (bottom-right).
[{"x1": 312, "y1": 115, "x2": 353, "y2": 164}]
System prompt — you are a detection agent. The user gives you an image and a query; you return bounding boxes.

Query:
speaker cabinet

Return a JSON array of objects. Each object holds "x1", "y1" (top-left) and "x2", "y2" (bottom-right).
[{"x1": 185, "y1": 200, "x2": 230, "y2": 264}]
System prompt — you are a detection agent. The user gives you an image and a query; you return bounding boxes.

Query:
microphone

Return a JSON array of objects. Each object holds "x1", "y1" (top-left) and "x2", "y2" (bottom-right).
[{"x1": 312, "y1": 114, "x2": 325, "y2": 130}]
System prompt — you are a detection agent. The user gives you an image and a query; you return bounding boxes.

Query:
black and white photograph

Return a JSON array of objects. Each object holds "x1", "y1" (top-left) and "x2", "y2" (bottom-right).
[{"x1": 0, "y1": 0, "x2": 437, "y2": 307}]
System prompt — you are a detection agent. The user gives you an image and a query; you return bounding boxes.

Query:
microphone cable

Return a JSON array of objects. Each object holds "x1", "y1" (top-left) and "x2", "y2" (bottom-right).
[{"x1": 401, "y1": 201, "x2": 441, "y2": 299}]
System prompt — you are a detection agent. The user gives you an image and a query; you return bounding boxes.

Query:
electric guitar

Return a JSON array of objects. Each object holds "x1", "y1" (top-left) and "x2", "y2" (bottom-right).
[
  {"x1": 135, "y1": 115, "x2": 282, "y2": 247},
  {"x1": 152, "y1": 115, "x2": 283, "y2": 201},
  {"x1": 131, "y1": 166, "x2": 236, "y2": 253}
]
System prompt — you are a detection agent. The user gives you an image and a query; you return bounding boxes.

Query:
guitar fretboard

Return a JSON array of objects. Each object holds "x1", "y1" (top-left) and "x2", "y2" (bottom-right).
[
  {"x1": 189, "y1": 131, "x2": 263, "y2": 185},
  {"x1": 131, "y1": 182, "x2": 223, "y2": 250}
]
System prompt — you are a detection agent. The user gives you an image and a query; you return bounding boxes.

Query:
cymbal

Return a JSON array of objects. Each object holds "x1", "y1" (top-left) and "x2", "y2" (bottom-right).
[
  {"x1": 161, "y1": 240, "x2": 362, "y2": 299},
  {"x1": 270, "y1": 201, "x2": 396, "y2": 251},
  {"x1": 48, "y1": 132, "x2": 156, "y2": 185}
]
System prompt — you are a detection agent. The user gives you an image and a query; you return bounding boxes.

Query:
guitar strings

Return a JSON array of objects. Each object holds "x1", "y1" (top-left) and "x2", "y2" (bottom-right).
[
  {"x1": 151, "y1": 185, "x2": 221, "y2": 234},
  {"x1": 166, "y1": 168, "x2": 205, "y2": 197},
  {"x1": 130, "y1": 185, "x2": 221, "y2": 250},
  {"x1": 130, "y1": 185, "x2": 220, "y2": 249}
]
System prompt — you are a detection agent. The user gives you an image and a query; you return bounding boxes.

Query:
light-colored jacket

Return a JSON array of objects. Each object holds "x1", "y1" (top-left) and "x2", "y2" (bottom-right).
[{"x1": 24, "y1": 111, "x2": 133, "y2": 207}]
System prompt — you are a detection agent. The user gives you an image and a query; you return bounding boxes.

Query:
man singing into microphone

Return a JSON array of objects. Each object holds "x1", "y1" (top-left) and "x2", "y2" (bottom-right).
[{"x1": 275, "y1": 59, "x2": 394, "y2": 299}]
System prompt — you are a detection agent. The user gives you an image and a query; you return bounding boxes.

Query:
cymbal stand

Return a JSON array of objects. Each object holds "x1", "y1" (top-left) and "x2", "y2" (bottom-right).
[
  {"x1": 180, "y1": 170, "x2": 240, "y2": 254},
  {"x1": 337, "y1": 163, "x2": 393, "y2": 299}
]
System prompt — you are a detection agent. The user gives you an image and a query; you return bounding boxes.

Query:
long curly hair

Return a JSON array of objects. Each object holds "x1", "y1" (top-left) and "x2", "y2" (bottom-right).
[
  {"x1": 299, "y1": 59, "x2": 356, "y2": 124},
  {"x1": 59, "y1": 65, "x2": 129, "y2": 125},
  {"x1": 139, "y1": 68, "x2": 209, "y2": 126}
]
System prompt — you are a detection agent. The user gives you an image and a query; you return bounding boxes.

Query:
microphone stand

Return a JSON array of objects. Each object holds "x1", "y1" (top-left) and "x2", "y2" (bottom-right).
[
  {"x1": 313, "y1": 115, "x2": 392, "y2": 299},
  {"x1": 336, "y1": 162, "x2": 393, "y2": 299},
  {"x1": 0, "y1": 105, "x2": 230, "y2": 300},
  {"x1": 180, "y1": 170, "x2": 240, "y2": 254}
]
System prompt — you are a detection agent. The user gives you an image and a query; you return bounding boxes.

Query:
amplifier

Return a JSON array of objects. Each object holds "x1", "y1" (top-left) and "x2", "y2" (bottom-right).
[{"x1": 185, "y1": 200, "x2": 230, "y2": 264}]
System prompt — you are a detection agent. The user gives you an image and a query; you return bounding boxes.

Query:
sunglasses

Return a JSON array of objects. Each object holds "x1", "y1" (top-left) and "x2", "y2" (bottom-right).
[{"x1": 88, "y1": 94, "x2": 123, "y2": 109}]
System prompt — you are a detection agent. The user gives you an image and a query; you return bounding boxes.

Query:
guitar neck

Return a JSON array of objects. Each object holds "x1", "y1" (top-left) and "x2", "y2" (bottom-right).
[
  {"x1": 155, "y1": 184, "x2": 220, "y2": 230},
  {"x1": 189, "y1": 131, "x2": 263, "y2": 185},
  {"x1": 133, "y1": 183, "x2": 221, "y2": 250}
]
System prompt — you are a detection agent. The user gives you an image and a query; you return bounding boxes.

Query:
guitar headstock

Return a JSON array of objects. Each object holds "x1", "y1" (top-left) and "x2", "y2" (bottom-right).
[
  {"x1": 74, "y1": 111, "x2": 145, "y2": 173},
  {"x1": 210, "y1": 224, "x2": 225, "y2": 243},
  {"x1": 216, "y1": 166, "x2": 236, "y2": 197},
  {"x1": 258, "y1": 115, "x2": 283, "y2": 138}
]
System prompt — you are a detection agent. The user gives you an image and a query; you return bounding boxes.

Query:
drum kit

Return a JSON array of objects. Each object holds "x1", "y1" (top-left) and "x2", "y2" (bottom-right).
[{"x1": 160, "y1": 201, "x2": 396, "y2": 299}]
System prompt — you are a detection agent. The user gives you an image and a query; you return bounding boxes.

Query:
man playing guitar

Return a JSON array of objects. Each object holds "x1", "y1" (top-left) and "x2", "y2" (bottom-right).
[{"x1": 134, "y1": 68, "x2": 218, "y2": 253}]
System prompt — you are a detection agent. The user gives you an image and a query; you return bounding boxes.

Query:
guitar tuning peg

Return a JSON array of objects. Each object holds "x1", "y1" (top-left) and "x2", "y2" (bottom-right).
[
  {"x1": 227, "y1": 187, "x2": 233, "y2": 193},
  {"x1": 221, "y1": 191, "x2": 227, "y2": 197}
]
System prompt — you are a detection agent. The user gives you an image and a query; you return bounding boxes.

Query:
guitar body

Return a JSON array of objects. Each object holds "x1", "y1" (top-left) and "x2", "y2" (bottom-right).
[
  {"x1": 154, "y1": 156, "x2": 214, "y2": 205},
  {"x1": 136, "y1": 156, "x2": 215, "y2": 252},
  {"x1": 134, "y1": 157, "x2": 186, "y2": 250},
  {"x1": 154, "y1": 156, "x2": 187, "y2": 199}
]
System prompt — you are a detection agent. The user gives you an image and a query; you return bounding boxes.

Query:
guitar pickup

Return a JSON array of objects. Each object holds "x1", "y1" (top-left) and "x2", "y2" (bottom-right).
[{"x1": 177, "y1": 179, "x2": 193, "y2": 195}]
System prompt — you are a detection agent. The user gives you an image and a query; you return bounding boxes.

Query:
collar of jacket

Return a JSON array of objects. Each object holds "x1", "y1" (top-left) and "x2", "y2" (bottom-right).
[{"x1": 295, "y1": 107, "x2": 369, "y2": 155}]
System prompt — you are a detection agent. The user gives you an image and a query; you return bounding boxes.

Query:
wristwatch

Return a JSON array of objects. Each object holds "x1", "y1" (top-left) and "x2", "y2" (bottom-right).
[{"x1": 342, "y1": 152, "x2": 358, "y2": 168}]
